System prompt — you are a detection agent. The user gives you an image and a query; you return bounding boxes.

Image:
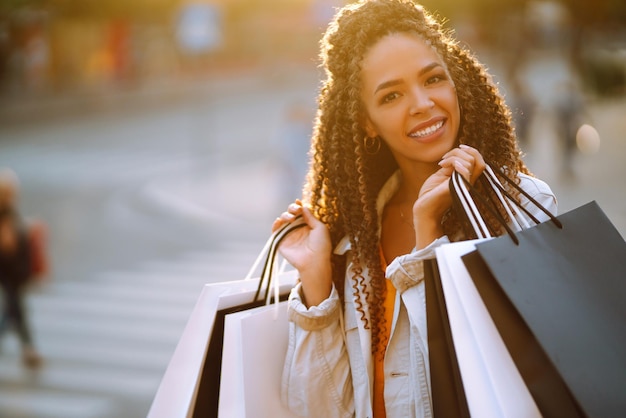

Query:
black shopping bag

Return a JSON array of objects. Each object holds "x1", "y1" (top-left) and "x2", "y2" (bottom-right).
[{"x1": 463, "y1": 201, "x2": 626, "y2": 418}]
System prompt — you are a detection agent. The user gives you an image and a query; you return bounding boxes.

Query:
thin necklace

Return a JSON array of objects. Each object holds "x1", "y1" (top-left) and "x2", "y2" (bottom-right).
[
  {"x1": 397, "y1": 178, "x2": 419, "y2": 229},
  {"x1": 399, "y1": 207, "x2": 414, "y2": 228}
]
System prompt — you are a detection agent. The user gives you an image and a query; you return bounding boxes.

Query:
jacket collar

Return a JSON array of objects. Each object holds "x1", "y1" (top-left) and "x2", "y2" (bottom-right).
[{"x1": 334, "y1": 170, "x2": 402, "y2": 255}]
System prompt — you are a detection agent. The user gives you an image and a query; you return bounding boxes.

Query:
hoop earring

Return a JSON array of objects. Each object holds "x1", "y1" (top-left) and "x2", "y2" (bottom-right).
[{"x1": 364, "y1": 135, "x2": 381, "y2": 155}]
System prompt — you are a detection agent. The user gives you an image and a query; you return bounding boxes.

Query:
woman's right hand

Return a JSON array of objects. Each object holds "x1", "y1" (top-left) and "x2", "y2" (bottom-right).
[{"x1": 272, "y1": 200, "x2": 333, "y2": 307}]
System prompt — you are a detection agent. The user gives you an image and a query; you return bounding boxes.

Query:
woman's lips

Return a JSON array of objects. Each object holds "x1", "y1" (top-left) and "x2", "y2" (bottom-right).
[{"x1": 408, "y1": 118, "x2": 446, "y2": 142}]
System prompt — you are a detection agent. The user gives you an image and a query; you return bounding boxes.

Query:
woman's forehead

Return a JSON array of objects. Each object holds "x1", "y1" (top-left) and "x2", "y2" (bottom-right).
[{"x1": 360, "y1": 33, "x2": 446, "y2": 87}]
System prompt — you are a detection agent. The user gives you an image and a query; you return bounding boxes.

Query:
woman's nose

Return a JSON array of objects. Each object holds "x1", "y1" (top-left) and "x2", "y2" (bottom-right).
[{"x1": 409, "y1": 88, "x2": 434, "y2": 114}]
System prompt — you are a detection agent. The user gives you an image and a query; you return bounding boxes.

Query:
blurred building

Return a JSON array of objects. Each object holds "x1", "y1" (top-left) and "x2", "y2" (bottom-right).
[
  {"x1": 420, "y1": 0, "x2": 626, "y2": 98},
  {"x1": 1, "y1": 0, "x2": 623, "y2": 98},
  {"x1": 0, "y1": 0, "x2": 339, "y2": 95}
]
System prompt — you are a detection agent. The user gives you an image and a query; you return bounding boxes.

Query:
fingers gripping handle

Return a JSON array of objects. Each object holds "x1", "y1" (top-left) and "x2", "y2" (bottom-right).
[
  {"x1": 450, "y1": 164, "x2": 561, "y2": 245},
  {"x1": 250, "y1": 216, "x2": 307, "y2": 303}
]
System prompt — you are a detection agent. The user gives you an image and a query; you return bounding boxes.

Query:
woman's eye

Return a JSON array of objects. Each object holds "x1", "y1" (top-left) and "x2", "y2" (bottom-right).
[
  {"x1": 381, "y1": 92, "x2": 401, "y2": 104},
  {"x1": 426, "y1": 74, "x2": 446, "y2": 85}
]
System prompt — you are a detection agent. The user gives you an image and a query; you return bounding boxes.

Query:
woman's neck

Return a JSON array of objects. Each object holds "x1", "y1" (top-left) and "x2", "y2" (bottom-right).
[{"x1": 395, "y1": 162, "x2": 439, "y2": 204}]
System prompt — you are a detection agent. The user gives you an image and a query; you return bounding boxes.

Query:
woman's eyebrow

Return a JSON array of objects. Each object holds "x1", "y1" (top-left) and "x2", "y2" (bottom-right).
[
  {"x1": 418, "y1": 62, "x2": 442, "y2": 77},
  {"x1": 373, "y1": 62, "x2": 443, "y2": 94},
  {"x1": 374, "y1": 79, "x2": 403, "y2": 94}
]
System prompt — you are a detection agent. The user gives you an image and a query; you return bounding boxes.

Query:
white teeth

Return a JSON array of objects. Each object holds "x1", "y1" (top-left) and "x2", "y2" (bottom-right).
[{"x1": 410, "y1": 120, "x2": 443, "y2": 138}]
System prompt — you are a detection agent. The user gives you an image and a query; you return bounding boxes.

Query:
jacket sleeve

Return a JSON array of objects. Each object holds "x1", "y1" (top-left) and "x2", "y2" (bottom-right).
[
  {"x1": 517, "y1": 174, "x2": 558, "y2": 221},
  {"x1": 385, "y1": 236, "x2": 450, "y2": 293},
  {"x1": 281, "y1": 283, "x2": 354, "y2": 418}
]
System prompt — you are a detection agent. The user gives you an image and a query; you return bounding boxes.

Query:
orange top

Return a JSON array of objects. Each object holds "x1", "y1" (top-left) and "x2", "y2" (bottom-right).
[{"x1": 373, "y1": 249, "x2": 396, "y2": 418}]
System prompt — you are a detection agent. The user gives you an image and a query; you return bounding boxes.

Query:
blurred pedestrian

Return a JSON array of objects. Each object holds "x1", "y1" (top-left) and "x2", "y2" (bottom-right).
[
  {"x1": 509, "y1": 74, "x2": 536, "y2": 151},
  {"x1": 553, "y1": 79, "x2": 586, "y2": 180},
  {"x1": 0, "y1": 168, "x2": 43, "y2": 369}
]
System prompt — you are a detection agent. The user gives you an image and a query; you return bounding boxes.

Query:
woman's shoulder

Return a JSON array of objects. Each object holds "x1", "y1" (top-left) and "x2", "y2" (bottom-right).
[
  {"x1": 516, "y1": 172, "x2": 558, "y2": 215},
  {"x1": 517, "y1": 172, "x2": 554, "y2": 196}
]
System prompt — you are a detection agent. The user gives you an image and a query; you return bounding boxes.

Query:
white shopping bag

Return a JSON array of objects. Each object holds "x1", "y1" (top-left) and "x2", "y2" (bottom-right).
[
  {"x1": 218, "y1": 301, "x2": 297, "y2": 418},
  {"x1": 148, "y1": 272, "x2": 297, "y2": 418},
  {"x1": 435, "y1": 240, "x2": 541, "y2": 418},
  {"x1": 149, "y1": 217, "x2": 306, "y2": 418}
]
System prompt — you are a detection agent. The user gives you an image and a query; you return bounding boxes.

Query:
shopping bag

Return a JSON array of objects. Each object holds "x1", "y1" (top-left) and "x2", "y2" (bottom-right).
[
  {"x1": 435, "y1": 239, "x2": 541, "y2": 418},
  {"x1": 424, "y1": 257, "x2": 470, "y2": 418},
  {"x1": 215, "y1": 217, "x2": 304, "y2": 418},
  {"x1": 450, "y1": 166, "x2": 626, "y2": 417},
  {"x1": 425, "y1": 166, "x2": 544, "y2": 417},
  {"x1": 26, "y1": 218, "x2": 50, "y2": 281},
  {"x1": 218, "y1": 301, "x2": 295, "y2": 418},
  {"x1": 193, "y1": 274, "x2": 297, "y2": 418},
  {"x1": 464, "y1": 201, "x2": 626, "y2": 418},
  {"x1": 148, "y1": 274, "x2": 297, "y2": 418},
  {"x1": 149, "y1": 217, "x2": 305, "y2": 418}
]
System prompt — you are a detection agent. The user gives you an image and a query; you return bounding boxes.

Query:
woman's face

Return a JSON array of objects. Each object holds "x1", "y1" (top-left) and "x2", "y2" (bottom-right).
[{"x1": 360, "y1": 32, "x2": 460, "y2": 166}]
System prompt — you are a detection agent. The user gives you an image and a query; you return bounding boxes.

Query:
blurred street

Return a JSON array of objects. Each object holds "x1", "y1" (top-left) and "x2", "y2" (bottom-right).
[
  {"x1": 0, "y1": 62, "x2": 320, "y2": 417},
  {"x1": 0, "y1": 58, "x2": 624, "y2": 417},
  {"x1": 0, "y1": 1, "x2": 625, "y2": 414}
]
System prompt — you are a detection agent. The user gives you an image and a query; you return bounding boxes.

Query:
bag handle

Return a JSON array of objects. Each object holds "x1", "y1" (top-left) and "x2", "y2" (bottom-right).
[
  {"x1": 481, "y1": 165, "x2": 529, "y2": 231},
  {"x1": 250, "y1": 216, "x2": 307, "y2": 303},
  {"x1": 245, "y1": 215, "x2": 305, "y2": 281},
  {"x1": 450, "y1": 163, "x2": 561, "y2": 245},
  {"x1": 484, "y1": 163, "x2": 561, "y2": 228},
  {"x1": 450, "y1": 168, "x2": 492, "y2": 239}
]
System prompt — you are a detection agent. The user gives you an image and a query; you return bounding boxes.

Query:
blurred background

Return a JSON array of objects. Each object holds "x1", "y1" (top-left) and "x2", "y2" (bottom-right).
[{"x1": 0, "y1": 0, "x2": 624, "y2": 416}]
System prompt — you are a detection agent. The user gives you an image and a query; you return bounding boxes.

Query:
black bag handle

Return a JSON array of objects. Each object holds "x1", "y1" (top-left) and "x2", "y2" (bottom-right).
[
  {"x1": 253, "y1": 216, "x2": 306, "y2": 302},
  {"x1": 450, "y1": 163, "x2": 561, "y2": 245},
  {"x1": 457, "y1": 171, "x2": 522, "y2": 244},
  {"x1": 484, "y1": 163, "x2": 562, "y2": 229}
]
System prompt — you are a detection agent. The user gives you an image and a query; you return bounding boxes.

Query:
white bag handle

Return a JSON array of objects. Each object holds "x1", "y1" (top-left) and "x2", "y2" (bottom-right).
[
  {"x1": 451, "y1": 169, "x2": 492, "y2": 239},
  {"x1": 450, "y1": 165, "x2": 561, "y2": 244},
  {"x1": 482, "y1": 166, "x2": 527, "y2": 232}
]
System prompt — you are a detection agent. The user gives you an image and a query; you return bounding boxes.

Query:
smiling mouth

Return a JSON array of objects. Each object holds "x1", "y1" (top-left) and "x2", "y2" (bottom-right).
[{"x1": 409, "y1": 120, "x2": 444, "y2": 138}]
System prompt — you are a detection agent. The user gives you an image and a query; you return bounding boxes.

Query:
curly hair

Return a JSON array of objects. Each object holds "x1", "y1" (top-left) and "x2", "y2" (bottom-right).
[{"x1": 302, "y1": 0, "x2": 528, "y2": 354}]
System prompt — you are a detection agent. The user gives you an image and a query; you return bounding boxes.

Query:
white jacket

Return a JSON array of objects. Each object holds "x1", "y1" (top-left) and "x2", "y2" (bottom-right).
[{"x1": 281, "y1": 171, "x2": 558, "y2": 418}]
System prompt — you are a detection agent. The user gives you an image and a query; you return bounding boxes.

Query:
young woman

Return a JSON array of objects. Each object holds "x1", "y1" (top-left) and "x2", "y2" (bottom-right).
[{"x1": 272, "y1": 1, "x2": 557, "y2": 417}]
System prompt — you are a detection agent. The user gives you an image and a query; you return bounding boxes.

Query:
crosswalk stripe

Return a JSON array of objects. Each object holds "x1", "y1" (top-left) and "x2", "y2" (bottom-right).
[
  {"x1": 42, "y1": 279, "x2": 205, "y2": 307},
  {"x1": 0, "y1": 389, "x2": 113, "y2": 418},
  {"x1": 30, "y1": 292, "x2": 196, "y2": 325},
  {"x1": 0, "y1": 359, "x2": 161, "y2": 399},
  {"x1": 36, "y1": 338, "x2": 174, "y2": 371}
]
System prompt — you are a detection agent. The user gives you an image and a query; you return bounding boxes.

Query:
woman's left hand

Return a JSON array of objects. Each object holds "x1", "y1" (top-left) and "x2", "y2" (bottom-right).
[
  {"x1": 412, "y1": 144, "x2": 486, "y2": 248},
  {"x1": 439, "y1": 144, "x2": 486, "y2": 185}
]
